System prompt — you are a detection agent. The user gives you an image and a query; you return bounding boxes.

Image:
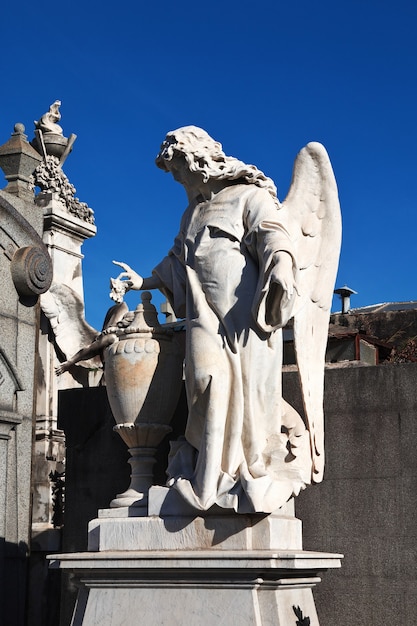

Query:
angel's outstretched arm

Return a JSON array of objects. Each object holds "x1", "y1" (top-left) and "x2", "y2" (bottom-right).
[
  {"x1": 113, "y1": 261, "x2": 163, "y2": 290},
  {"x1": 55, "y1": 332, "x2": 117, "y2": 376},
  {"x1": 110, "y1": 261, "x2": 163, "y2": 302}
]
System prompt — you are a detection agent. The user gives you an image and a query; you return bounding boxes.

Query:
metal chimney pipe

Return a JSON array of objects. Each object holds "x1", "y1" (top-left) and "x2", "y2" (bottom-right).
[{"x1": 334, "y1": 285, "x2": 357, "y2": 314}]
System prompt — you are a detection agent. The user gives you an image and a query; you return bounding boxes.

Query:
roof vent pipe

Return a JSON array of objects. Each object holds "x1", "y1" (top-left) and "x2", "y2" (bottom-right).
[{"x1": 334, "y1": 285, "x2": 357, "y2": 314}]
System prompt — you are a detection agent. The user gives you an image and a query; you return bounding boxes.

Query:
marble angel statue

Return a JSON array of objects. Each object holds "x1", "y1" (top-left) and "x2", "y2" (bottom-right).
[{"x1": 112, "y1": 126, "x2": 341, "y2": 514}]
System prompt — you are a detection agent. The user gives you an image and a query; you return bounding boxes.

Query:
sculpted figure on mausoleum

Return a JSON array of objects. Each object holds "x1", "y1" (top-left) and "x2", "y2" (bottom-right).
[{"x1": 108, "y1": 126, "x2": 342, "y2": 513}]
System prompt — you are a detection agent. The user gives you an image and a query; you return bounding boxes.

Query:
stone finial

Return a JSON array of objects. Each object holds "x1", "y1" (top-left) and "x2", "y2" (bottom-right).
[
  {"x1": 32, "y1": 101, "x2": 76, "y2": 161},
  {"x1": 34, "y1": 100, "x2": 63, "y2": 136},
  {"x1": 0, "y1": 123, "x2": 43, "y2": 199},
  {"x1": 28, "y1": 101, "x2": 91, "y2": 222}
]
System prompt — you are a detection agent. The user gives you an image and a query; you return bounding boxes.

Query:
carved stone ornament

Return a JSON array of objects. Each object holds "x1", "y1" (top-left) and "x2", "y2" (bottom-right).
[
  {"x1": 112, "y1": 126, "x2": 342, "y2": 514},
  {"x1": 34, "y1": 100, "x2": 64, "y2": 136},
  {"x1": 104, "y1": 292, "x2": 183, "y2": 507},
  {"x1": 32, "y1": 100, "x2": 69, "y2": 159},
  {"x1": 10, "y1": 245, "x2": 53, "y2": 297},
  {"x1": 31, "y1": 155, "x2": 95, "y2": 224}
]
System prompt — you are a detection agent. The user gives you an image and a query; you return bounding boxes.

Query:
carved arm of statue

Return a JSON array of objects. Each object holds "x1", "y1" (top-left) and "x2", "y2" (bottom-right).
[{"x1": 110, "y1": 260, "x2": 162, "y2": 302}]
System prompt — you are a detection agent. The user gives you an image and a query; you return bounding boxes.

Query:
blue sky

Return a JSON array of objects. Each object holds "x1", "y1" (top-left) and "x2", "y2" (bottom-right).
[{"x1": 2, "y1": 1, "x2": 417, "y2": 329}]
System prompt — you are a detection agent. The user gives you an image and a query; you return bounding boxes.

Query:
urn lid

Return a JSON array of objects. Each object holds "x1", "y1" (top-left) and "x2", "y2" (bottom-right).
[{"x1": 122, "y1": 292, "x2": 171, "y2": 337}]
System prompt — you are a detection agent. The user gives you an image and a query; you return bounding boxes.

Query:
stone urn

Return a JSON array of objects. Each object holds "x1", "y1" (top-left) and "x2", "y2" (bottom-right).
[
  {"x1": 32, "y1": 132, "x2": 70, "y2": 159},
  {"x1": 104, "y1": 292, "x2": 183, "y2": 507}
]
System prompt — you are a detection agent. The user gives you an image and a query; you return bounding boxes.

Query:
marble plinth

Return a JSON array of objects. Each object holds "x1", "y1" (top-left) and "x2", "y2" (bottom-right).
[
  {"x1": 88, "y1": 514, "x2": 302, "y2": 552},
  {"x1": 89, "y1": 503, "x2": 302, "y2": 555},
  {"x1": 50, "y1": 550, "x2": 342, "y2": 626},
  {"x1": 50, "y1": 489, "x2": 342, "y2": 625},
  {"x1": 89, "y1": 486, "x2": 302, "y2": 552}
]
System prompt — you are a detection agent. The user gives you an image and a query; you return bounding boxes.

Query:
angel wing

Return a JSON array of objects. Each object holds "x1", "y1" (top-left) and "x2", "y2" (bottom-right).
[
  {"x1": 280, "y1": 142, "x2": 342, "y2": 483},
  {"x1": 40, "y1": 282, "x2": 101, "y2": 369}
]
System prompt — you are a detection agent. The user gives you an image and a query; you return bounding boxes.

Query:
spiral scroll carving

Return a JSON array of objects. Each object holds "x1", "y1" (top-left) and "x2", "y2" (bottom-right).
[{"x1": 11, "y1": 245, "x2": 53, "y2": 296}]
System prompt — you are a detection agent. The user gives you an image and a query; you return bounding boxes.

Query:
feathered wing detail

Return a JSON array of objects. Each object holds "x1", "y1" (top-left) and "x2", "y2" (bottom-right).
[
  {"x1": 40, "y1": 282, "x2": 101, "y2": 368},
  {"x1": 281, "y1": 142, "x2": 342, "y2": 483}
]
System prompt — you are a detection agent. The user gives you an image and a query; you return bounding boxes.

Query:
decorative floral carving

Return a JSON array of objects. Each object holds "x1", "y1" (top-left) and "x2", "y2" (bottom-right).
[{"x1": 31, "y1": 155, "x2": 95, "y2": 224}]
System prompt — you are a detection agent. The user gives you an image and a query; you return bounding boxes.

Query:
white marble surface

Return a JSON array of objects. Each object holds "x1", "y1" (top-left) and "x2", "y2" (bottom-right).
[
  {"x1": 147, "y1": 485, "x2": 297, "y2": 517},
  {"x1": 50, "y1": 549, "x2": 342, "y2": 626},
  {"x1": 50, "y1": 549, "x2": 343, "y2": 569},
  {"x1": 113, "y1": 127, "x2": 341, "y2": 513},
  {"x1": 87, "y1": 514, "x2": 303, "y2": 552}
]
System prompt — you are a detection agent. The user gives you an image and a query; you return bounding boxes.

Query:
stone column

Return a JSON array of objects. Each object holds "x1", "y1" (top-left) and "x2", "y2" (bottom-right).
[{"x1": 33, "y1": 190, "x2": 96, "y2": 528}]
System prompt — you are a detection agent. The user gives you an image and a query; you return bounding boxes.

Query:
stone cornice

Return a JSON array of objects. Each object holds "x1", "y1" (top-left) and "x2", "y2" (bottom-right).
[{"x1": 39, "y1": 194, "x2": 97, "y2": 241}]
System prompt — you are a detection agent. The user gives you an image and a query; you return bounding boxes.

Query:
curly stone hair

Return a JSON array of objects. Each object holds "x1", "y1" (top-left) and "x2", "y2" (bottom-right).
[{"x1": 155, "y1": 126, "x2": 280, "y2": 207}]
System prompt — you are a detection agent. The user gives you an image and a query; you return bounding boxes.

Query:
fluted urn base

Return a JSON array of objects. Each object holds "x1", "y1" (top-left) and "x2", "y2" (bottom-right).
[{"x1": 110, "y1": 423, "x2": 172, "y2": 508}]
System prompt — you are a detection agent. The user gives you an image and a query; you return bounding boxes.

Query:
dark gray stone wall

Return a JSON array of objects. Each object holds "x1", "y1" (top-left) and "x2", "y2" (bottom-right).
[
  {"x1": 0, "y1": 185, "x2": 51, "y2": 626},
  {"x1": 289, "y1": 363, "x2": 417, "y2": 626},
  {"x1": 58, "y1": 387, "x2": 131, "y2": 551}
]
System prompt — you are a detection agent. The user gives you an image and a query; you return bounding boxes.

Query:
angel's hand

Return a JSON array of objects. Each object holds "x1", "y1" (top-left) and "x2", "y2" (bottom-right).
[
  {"x1": 55, "y1": 362, "x2": 70, "y2": 376},
  {"x1": 112, "y1": 260, "x2": 144, "y2": 291},
  {"x1": 270, "y1": 252, "x2": 296, "y2": 298}
]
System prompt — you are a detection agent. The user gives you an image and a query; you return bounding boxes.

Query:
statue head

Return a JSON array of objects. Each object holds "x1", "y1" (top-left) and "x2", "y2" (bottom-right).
[{"x1": 156, "y1": 126, "x2": 279, "y2": 205}]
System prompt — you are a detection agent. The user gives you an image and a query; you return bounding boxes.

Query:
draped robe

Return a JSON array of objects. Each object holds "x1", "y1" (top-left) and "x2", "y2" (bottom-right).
[{"x1": 153, "y1": 183, "x2": 311, "y2": 513}]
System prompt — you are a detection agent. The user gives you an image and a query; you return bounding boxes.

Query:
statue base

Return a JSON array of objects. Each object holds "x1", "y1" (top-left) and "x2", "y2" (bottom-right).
[
  {"x1": 49, "y1": 489, "x2": 342, "y2": 625},
  {"x1": 51, "y1": 549, "x2": 341, "y2": 626},
  {"x1": 88, "y1": 487, "x2": 303, "y2": 552}
]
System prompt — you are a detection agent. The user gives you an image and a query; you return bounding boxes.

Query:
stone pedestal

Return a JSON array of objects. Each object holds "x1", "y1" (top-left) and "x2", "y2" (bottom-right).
[
  {"x1": 51, "y1": 550, "x2": 341, "y2": 626},
  {"x1": 49, "y1": 489, "x2": 342, "y2": 625}
]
